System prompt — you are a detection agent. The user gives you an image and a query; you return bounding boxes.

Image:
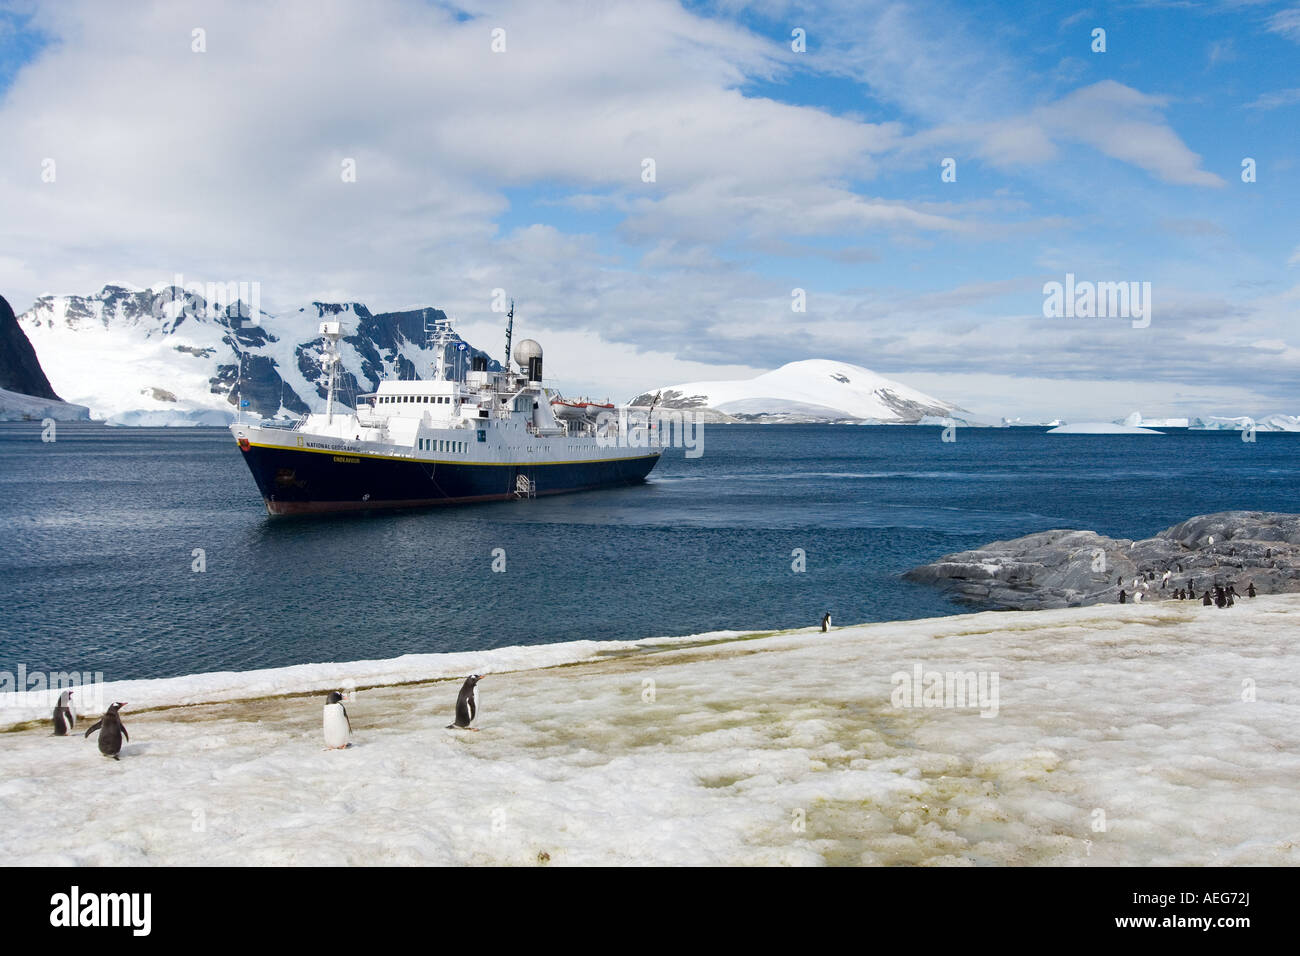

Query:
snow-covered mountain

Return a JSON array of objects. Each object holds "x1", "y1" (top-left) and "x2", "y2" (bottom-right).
[
  {"x1": 632, "y1": 359, "x2": 971, "y2": 424},
  {"x1": 18, "y1": 285, "x2": 502, "y2": 425}
]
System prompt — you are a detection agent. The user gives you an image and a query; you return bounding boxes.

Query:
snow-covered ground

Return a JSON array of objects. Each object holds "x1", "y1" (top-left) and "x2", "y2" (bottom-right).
[{"x1": 3, "y1": 597, "x2": 1299, "y2": 866}]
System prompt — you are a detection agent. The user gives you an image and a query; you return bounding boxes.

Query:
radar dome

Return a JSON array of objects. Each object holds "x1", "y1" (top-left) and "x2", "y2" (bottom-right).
[{"x1": 513, "y1": 339, "x2": 543, "y2": 368}]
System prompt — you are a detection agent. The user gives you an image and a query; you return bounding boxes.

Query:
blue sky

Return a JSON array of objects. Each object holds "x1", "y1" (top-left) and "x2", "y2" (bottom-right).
[{"x1": 1, "y1": 0, "x2": 1298, "y2": 418}]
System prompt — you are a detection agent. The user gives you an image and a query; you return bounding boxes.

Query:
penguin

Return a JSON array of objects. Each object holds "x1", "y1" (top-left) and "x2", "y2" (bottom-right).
[
  {"x1": 820, "y1": 611, "x2": 832, "y2": 633},
  {"x1": 1118, "y1": 589, "x2": 1127, "y2": 604},
  {"x1": 1201, "y1": 591, "x2": 1213, "y2": 606},
  {"x1": 1161, "y1": 570, "x2": 1171, "y2": 589},
  {"x1": 447, "y1": 675, "x2": 483, "y2": 730},
  {"x1": 52, "y1": 689, "x2": 76, "y2": 736},
  {"x1": 83, "y1": 702, "x2": 129, "y2": 760},
  {"x1": 323, "y1": 691, "x2": 351, "y2": 750},
  {"x1": 1132, "y1": 591, "x2": 1143, "y2": 604},
  {"x1": 1247, "y1": 581, "x2": 1257, "y2": 598}
]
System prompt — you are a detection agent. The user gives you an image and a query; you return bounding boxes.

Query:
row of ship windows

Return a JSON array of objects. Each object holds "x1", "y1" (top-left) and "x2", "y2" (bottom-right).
[
  {"x1": 380, "y1": 395, "x2": 456, "y2": 405},
  {"x1": 419, "y1": 439, "x2": 465, "y2": 453}
]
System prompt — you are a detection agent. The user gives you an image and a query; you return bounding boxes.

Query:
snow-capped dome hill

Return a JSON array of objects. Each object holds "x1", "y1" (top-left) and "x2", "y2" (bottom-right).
[
  {"x1": 632, "y1": 359, "x2": 968, "y2": 424},
  {"x1": 19, "y1": 285, "x2": 502, "y2": 425}
]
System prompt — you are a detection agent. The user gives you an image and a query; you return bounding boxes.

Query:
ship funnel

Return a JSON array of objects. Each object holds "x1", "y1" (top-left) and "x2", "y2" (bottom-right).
[
  {"x1": 514, "y1": 339, "x2": 543, "y2": 382},
  {"x1": 471, "y1": 354, "x2": 487, "y2": 372}
]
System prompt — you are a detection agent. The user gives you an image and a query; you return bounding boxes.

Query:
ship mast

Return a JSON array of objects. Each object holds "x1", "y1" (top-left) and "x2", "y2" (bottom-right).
[
  {"x1": 319, "y1": 320, "x2": 343, "y2": 423},
  {"x1": 425, "y1": 310, "x2": 457, "y2": 381},
  {"x1": 503, "y1": 299, "x2": 515, "y2": 375}
]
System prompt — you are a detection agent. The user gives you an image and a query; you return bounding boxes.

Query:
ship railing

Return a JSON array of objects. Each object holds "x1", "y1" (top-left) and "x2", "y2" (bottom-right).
[{"x1": 257, "y1": 417, "x2": 307, "y2": 431}]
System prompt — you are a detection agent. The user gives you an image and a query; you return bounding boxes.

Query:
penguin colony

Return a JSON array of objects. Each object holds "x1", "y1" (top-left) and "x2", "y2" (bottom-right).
[
  {"x1": 61, "y1": 674, "x2": 489, "y2": 759},
  {"x1": 1118, "y1": 577, "x2": 1255, "y2": 608}
]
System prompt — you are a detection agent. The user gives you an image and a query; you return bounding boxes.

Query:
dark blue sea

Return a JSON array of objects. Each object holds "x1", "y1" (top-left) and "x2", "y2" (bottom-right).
[{"x1": 2, "y1": 422, "x2": 1297, "y2": 681}]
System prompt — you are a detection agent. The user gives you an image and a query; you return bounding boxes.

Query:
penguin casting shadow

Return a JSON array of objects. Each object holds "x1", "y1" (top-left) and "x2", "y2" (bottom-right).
[
  {"x1": 447, "y1": 675, "x2": 483, "y2": 730},
  {"x1": 84, "y1": 702, "x2": 129, "y2": 760}
]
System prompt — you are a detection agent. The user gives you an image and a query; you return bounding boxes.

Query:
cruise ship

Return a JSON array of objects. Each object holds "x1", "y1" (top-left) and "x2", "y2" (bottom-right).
[{"x1": 230, "y1": 309, "x2": 661, "y2": 514}]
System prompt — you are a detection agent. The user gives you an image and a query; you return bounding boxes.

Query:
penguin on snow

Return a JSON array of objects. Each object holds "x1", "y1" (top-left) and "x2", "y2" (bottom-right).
[
  {"x1": 84, "y1": 702, "x2": 129, "y2": 760},
  {"x1": 820, "y1": 611, "x2": 832, "y2": 633},
  {"x1": 323, "y1": 691, "x2": 352, "y2": 750},
  {"x1": 52, "y1": 689, "x2": 77, "y2": 736},
  {"x1": 447, "y1": 675, "x2": 483, "y2": 730}
]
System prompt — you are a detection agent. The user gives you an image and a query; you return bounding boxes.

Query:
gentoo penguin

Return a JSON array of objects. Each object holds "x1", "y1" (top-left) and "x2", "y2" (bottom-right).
[
  {"x1": 820, "y1": 611, "x2": 832, "y2": 633},
  {"x1": 1132, "y1": 591, "x2": 1143, "y2": 604},
  {"x1": 1247, "y1": 582, "x2": 1257, "y2": 598},
  {"x1": 83, "y1": 702, "x2": 129, "y2": 760},
  {"x1": 1161, "y1": 570, "x2": 1171, "y2": 589},
  {"x1": 323, "y1": 691, "x2": 352, "y2": 750},
  {"x1": 1202, "y1": 591, "x2": 1213, "y2": 606},
  {"x1": 447, "y1": 675, "x2": 483, "y2": 730},
  {"x1": 1118, "y1": 589, "x2": 1127, "y2": 604},
  {"x1": 52, "y1": 689, "x2": 76, "y2": 736}
]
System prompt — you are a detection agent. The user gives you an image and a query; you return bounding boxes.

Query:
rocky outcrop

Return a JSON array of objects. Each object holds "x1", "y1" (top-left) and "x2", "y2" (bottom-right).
[
  {"x1": 904, "y1": 511, "x2": 1300, "y2": 609},
  {"x1": 0, "y1": 294, "x2": 62, "y2": 400}
]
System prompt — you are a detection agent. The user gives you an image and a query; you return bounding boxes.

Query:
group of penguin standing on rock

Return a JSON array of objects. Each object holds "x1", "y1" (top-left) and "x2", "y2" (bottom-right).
[
  {"x1": 1118, "y1": 580, "x2": 1256, "y2": 607},
  {"x1": 322, "y1": 674, "x2": 483, "y2": 751},
  {"x1": 53, "y1": 675, "x2": 485, "y2": 761}
]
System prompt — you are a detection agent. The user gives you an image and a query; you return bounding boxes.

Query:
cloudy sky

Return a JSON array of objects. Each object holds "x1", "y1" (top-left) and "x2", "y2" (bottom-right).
[{"x1": 1, "y1": 0, "x2": 1297, "y2": 419}]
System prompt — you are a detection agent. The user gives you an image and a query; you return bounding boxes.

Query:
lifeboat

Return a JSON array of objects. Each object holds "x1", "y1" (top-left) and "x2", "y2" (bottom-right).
[{"x1": 551, "y1": 397, "x2": 616, "y2": 421}]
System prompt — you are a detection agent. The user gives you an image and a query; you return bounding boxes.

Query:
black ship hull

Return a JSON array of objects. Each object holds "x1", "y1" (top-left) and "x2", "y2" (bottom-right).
[{"x1": 238, "y1": 441, "x2": 661, "y2": 515}]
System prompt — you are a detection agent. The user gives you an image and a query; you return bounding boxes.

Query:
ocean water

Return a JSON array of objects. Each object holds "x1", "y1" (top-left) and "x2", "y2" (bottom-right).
[{"x1": 2, "y1": 422, "x2": 1297, "y2": 681}]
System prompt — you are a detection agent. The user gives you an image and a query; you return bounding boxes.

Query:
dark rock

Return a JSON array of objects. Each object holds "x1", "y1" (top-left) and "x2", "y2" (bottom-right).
[
  {"x1": 904, "y1": 511, "x2": 1300, "y2": 610},
  {"x1": 0, "y1": 294, "x2": 62, "y2": 400}
]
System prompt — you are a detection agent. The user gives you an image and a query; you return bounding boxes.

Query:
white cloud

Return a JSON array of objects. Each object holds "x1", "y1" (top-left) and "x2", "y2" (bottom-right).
[
  {"x1": 1246, "y1": 87, "x2": 1300, "y2": 109},
  {"x1": 917, "y1": 81, "x2": 1224, "y2": 187},
  {"x1": 1266, "y1": 6, "x2": 1300, "y2": 42}
]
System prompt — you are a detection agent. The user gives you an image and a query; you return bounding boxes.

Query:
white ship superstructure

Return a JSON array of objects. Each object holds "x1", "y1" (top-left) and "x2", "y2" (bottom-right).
[{"x1": 230, "y1": 308, "x2": 661, "y2": 514}]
